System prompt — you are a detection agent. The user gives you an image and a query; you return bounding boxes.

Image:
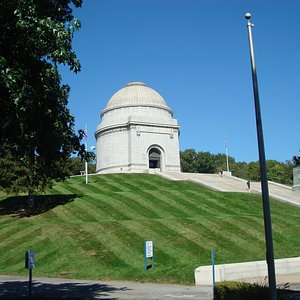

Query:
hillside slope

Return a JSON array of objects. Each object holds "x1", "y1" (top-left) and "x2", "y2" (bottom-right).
[{"x1": 0, "y1": 174, "x2": 299, "y2": 284}]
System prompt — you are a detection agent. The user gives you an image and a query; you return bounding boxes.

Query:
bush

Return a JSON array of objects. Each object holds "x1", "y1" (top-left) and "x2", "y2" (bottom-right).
[{"x1": 214, "y1": 281, "x2": 294, "y2": 300}]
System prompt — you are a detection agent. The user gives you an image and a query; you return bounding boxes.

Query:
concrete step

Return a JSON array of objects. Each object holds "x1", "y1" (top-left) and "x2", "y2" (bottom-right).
[{"x1": 157, "y1": 171, "x2": 300, "y2": 207}]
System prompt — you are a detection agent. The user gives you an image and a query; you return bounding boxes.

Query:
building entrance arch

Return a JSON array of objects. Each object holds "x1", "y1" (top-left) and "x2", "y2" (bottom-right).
[{"x1": 149, "y1": 148, "x2": 161, "y2": 169}]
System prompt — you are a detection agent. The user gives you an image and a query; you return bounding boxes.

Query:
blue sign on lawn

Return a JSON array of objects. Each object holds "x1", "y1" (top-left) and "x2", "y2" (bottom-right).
[{"x1": 25, "y1": 250, "x2": 36, "y2": 269}]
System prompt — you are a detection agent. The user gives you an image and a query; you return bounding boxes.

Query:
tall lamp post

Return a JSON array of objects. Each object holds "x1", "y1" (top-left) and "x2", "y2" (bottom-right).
[
  {"x1": 245, "y1": 13, "x2": 277, "y2": 300},
  {"x1": 225, "y1": 137, "x2": 230, "y2": 172},
  {"x1": 84, "y1": 124, "x2": 96, "y2": 184},
  {"x1": 85, "y1": 146, "x2": 95, "y2": 184}
]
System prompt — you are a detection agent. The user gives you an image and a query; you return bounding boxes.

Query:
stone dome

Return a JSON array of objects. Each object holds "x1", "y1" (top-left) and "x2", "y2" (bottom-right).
[
  {"x1": 95, "y1": 81, "x2": 181, "y2": 174},
  {"x1": 102, "y1": 82, "x2": 170, "y2": 114}
]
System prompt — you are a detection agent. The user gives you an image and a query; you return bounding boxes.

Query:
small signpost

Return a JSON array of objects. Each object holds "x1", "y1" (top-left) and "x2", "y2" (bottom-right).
[
  {"x1": 144, "y1": 241, "x2": 154, "y2": 271},
  {"x1": 25, "y1": 250, "x2": 36, "y2": 300}
]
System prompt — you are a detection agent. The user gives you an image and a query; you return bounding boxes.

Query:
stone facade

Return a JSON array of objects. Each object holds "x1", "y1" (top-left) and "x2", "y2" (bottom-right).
[
  {"x1": 95, "y1": 82, "x2": 181, "y2": 173},
  {"x1": 293, "y1": 165, "x2": 300, "y2": 193}
]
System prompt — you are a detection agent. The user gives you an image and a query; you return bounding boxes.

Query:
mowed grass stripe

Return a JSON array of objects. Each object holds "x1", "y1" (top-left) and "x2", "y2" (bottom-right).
[
  {"x1": 63, "y1": 196, "x2": 106, "y2": 222},
  {"x1": 0, "y1": 226, "x2": 49, "y2": 269},
  {"x1": 172, "y1": 191, "x2": 216, "y2": 216},
  {"x1": 120, "y1": 219, "x2": 210, "y2": 283},
  {"x1": 81, "y1": 193, "x2": 127, "y2": 220},
  {"x1": 83, "y1": 194, "x2": 132, "y2": 220},
  {"x1": 201, "y1": 194, "x2": 249, "y2": 216},
  {"x1": 160, "y1": 218, "x2": 216, "y2": 252},
  {"x1": 115, "y1": 191, "x2": 168, "y2": 219},
  {"x1": 221, "y1": 216, "x2": 265, "y2": 246},
  {"x1": 45, "y1": 201, "x2": 82, "y2": 224},
  {"x1": 70, "y1": 225, "x2": 137, "y2": 271},
  {"x1": 1, "y1": 173, "x2": 300, "y2": 284},
  {"x1": 83, "y1": 182, "x2": 107, "y2": 194},
  {"x1": 152, "y1": 188, "x2": 217, "y2": 217},
  {"x1": 107, "y1": 174, "x2": 169, "y2": 191},
  {"x1": 36, "y1": 224, "x2": 98, "y2": 277},
  {"x1": 0, "y1": 224, "x2": 39, "y2": 252},
  {"x1": 121, "y1": 218, "x2": 203, "y2": 263},
  {"x1": 66, "y1": 182, "x2": 102, "y2": 195},
  {"x1": 50, "y1": 183, "x2": 83, "y2": 196},
  {"x1": 148, "y1": 189, "x2": 198, "y2": 218},
  {"x1": 0, "y1": 223, "x2": 26, "y2": 240},
  {"x1": 159, "y1": 188, "x2": 213, "y2": 216},
  {"x1": 208, "y1": 216, "x2": 265, "y2": 254},
  {"x1": 207, "y1": 192, "x2": 263, "y2": 215},
  {"x1": 103, "y1": 176, "x2": 145, "y2": 192},
  {"x1": 179, "y1": 189, "x2": 230, "y2": 216},
  {"x1": 106, "y1": 192, "x2": 160, "y2": 220},
  {"x1": 70, "y1": 222, "x2": 146, "y2": 280},
  {"x1": 85, "y1": 176, "x2": 124, "y2": 192},
  {"x1": 0, "y1": 236, "x2": 55, "y2": 274},
  {"x1": 194, "y1": 217, "x2": 265, "y2": 263},
  {"x1": 96, "y1": 220, "x2": 185, "y2": 281},
  {"x1": 50, "y1": 199, "x2": 92, "y2": 223},
  {"x1": 154, "y1": 219, "x2": 211, "y2": 259},
  {"x1": 271, "y1": 215, "x2": 300, "y2": 256},
  {"x1": 272, "y1": 211, "x2": 300, "y2": 228},
  {"x1": 130, "y1": 190, "x2": 184, "y2": 219},
  {"x1": 95, "y1": 191, "x2": 157, "y2": 221}
]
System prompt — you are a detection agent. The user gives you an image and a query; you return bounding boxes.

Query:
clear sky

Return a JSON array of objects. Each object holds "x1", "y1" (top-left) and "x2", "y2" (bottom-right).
[{"x1": 60, "y1": 0, "x2": 300, "y2": 163}]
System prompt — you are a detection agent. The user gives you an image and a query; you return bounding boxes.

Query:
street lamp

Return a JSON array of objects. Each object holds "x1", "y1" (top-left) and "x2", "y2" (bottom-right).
[
  {"x1": 245, "y1": 13, "x2": 277, "y2": 300},
  {"x1": 85, "y1": 146, "x2": 95, "y2": 184}
]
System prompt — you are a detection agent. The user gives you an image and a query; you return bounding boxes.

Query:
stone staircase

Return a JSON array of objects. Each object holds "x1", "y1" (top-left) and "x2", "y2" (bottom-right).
[{"x1": 157, "y1": 171, "x2": 300, "y2": 207}]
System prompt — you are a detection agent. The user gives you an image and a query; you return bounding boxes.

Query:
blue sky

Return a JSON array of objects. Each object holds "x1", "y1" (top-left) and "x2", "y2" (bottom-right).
[{"x1": 61, "y1": 0, "x2": 300, "y2": 163}]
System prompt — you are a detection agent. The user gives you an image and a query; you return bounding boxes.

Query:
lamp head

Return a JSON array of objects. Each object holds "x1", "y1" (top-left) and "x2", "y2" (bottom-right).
[{"x1": 245, "y1": 13, "x2": 252, "y2": 20}]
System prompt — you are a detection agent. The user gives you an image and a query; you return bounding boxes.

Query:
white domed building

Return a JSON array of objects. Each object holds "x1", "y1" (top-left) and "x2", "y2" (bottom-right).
[{"x1": 95, "y1": 82, "x2": 181, "y2": 173}]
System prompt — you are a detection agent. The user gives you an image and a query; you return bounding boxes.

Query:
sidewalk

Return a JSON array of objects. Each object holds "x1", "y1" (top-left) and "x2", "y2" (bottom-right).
[{"x1": 0, "y1": 275, "x2": 212, "y2": 299}]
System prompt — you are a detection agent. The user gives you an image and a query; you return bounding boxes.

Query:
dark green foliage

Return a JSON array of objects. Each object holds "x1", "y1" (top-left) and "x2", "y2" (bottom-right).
[
  {"x1": 180, "y1": 149, "x2": 198, "y2": 172},
  {"x1": 215, "y1": 282, "x2": 268, "y2": 300},
  {"x1": 180, "y1": 149, "x2": 235, "y2": 174},
  {"x1": 180, "y1": 149, "x2": 293, "y2": 185},
  {"x1": 66, "y1": 157, "x2": 96, "y2": 175},
  {"x1": 215, "y1": 281, "x2": 295, "y2": 300},
  {"x1": 0, "y1": 0, "x2": 84, "y2": 197}
]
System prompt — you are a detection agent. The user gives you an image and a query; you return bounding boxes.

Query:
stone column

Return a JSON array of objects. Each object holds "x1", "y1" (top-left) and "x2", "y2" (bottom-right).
[{"x1": 292, "y1": 165, "x2": 300, "y2": 193}]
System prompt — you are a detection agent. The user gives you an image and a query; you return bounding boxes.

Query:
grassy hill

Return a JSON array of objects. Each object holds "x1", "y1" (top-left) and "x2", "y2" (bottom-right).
[{"x1": 0, "y1": 174, "x2": 299, "y2": 284}]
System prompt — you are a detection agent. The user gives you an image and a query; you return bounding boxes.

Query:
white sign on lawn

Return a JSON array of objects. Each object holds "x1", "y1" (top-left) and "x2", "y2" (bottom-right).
[{"x1": 145, "y1": 241, "x2": 153, "y2": 258}]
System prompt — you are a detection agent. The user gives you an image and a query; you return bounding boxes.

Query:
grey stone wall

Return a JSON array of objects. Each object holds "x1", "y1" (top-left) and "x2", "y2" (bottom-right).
[{"x1": 292, "y1": 165, "x2": 300, "y2": 193}]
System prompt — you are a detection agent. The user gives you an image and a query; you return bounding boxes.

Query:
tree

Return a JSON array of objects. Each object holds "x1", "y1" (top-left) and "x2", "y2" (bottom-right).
[
  {"x1": 180, "y1": 149, "x2": 198, "y2": 172},
  {"x1": 180, "y1": 148, "x2": 294, "y2": 185},
  {"x1": 230, "y1": 161, "x2": 248, "y2": 179},
  {"x1": 247, "y1": 161, "x2": 260, "y2": 181},
  {"x1": 266, "y1": 160, "x2": 293, "y2": 185},
  {"x1": 66, "y1": 156, "x2": 96, "y2": 176},
  {"x1": 195, "y1": 151, "x2": 217, "y2": 173},
  {"x1": 180, "y1": 150, "x2": 235, "y2": 174},
  {"x1": 0, "y1": 0, "x2": 84, "y2": 212}
]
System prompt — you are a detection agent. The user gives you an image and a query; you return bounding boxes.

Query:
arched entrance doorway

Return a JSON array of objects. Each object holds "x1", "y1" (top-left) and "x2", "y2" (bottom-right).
[{"x1": 149, "y1": 148, "x2": 161, "y2": 169}]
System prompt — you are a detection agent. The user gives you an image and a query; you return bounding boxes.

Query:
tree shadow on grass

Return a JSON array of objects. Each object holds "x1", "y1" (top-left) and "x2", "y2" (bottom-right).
[
  {"x1": 0, "y1": 194, "x2": 81, "y2": 218},
  {"x1": 0, "y1": 279, "x2": 130, "y2": 299}
]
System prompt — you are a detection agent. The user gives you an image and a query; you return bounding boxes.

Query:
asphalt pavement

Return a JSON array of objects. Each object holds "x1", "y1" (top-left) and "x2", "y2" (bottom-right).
[
  {"x1": 0, "y1": 275, "x2": 212, "y2": 299},
  {"x1": 1, "y1": 275, "x2": 300, "y2": 299}
]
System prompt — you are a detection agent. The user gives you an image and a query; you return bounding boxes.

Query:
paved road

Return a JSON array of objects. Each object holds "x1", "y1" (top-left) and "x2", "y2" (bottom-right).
[
  {"x1": 1, "y1": 275, "x2": 300, "y2": 299},
  {"x1": 0, "y1": 275, "x2": 212, "y2": 299}
]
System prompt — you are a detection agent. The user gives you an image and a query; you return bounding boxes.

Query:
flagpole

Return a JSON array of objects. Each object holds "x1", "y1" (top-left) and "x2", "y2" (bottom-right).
[
  {"x1": 85, "y1": 124, "x2": 88, "y2": 184},
  {"x1": 225, "y1": 137, "x2": 229, "y2": 172},
  {"x1": 245, "y1": 13, "x2": 277, "y2": 300}
]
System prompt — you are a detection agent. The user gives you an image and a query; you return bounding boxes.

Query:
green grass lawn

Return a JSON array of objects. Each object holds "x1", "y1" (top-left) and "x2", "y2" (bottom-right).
[{"x1": 0, "y1": 174, "x2": 299, "y2": 284}]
